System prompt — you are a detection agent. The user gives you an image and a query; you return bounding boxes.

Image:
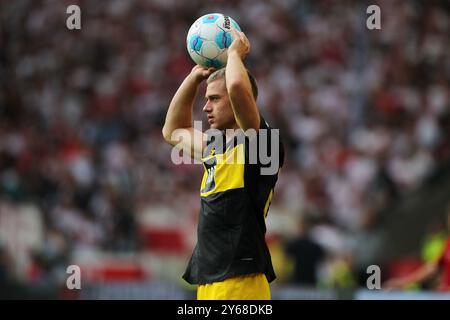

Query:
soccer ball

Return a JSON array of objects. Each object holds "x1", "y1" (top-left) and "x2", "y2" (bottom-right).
[{"x1": 186, "y1": 13, "x2": 242, "y2": 69}]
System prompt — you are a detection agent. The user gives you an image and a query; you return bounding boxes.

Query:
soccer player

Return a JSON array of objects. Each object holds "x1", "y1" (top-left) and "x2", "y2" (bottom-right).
[
  {"x1": 162, "y1": 28, "x2": 284, "y2": 299},
  {"x1": 384, "y1": 204, "x2": 450, "y2": 291}
]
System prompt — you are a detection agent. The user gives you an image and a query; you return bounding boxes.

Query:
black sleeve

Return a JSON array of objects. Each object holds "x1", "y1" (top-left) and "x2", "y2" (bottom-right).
[{"x1": 254, "y1": 116, "x2": 284, "y2": 170}]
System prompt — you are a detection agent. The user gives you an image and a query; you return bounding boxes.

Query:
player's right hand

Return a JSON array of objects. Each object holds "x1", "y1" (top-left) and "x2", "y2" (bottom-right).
[{"x1": 190, "y1": 65, "x2": 216, "y2": 83}]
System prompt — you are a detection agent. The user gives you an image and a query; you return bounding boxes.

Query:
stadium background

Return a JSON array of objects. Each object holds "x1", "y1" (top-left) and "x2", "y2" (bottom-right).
[{"x1": 0, "y1": 0, "x2": 449, "y2": 299}]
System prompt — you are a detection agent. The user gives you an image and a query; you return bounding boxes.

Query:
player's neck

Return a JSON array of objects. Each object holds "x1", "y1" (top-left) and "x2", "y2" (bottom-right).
[{"x1": 224, "y1": 123, "x2": 241, "y2": 143}]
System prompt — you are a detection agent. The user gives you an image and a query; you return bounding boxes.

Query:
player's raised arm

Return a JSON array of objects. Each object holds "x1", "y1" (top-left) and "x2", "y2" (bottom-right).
[
  {"x1": 162, "y1": 65, "x2": 215, "y2": 160},
  {"x1": 225, "y1": 28, "x2": 260, "y2": 132}
]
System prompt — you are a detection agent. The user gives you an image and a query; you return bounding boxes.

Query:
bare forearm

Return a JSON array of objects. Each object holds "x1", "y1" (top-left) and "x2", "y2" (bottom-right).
[
  {"x1": 225, "y1": 51, "x2": 252, "y2": 94},
  {"x1": 225, "y1": 51, "x2": 260, "y2": 130},
  {"x1": 163, "y1": 74, "x2": 199, "y2": 138}
]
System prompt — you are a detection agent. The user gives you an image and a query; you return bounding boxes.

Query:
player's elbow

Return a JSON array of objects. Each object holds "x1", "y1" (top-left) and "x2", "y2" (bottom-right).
[
  {"x1": 228, "y1": 81, "x2": 253, "y2": 110},
  {"x1": 162, "y1": 125, "x2": 173, "y2": 144},
  {"x1": 227, "y1": 80, "x2": 247, "y2": 97},
  {"x1": 239, "y1": 118, "x2": 260, "y2": 132}
]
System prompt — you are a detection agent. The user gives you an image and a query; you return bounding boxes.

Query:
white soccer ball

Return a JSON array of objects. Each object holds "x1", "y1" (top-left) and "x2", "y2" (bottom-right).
[{"x1": 186, "y1": 13, "x2": 242, "y2": 69}]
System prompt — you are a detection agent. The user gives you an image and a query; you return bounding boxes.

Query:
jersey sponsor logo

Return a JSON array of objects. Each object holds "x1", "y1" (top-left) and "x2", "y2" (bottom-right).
[
  {"x1": 201, "y1": 158, "x2": 216, "y2": 193},
  {"x1": 200, "y1": 144, "x2": 245, "y2": 197}
]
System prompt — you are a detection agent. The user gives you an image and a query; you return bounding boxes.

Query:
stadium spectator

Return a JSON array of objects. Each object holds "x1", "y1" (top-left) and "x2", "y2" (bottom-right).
[
  {"x1": 0, "y1": 0, "x2": 448, "y2": 294},
  {"x1": 285, "y1": 214, "x2": 325, "y2": 286}
]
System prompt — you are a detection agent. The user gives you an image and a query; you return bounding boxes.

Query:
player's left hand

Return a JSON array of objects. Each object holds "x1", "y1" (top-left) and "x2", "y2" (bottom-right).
[{"x1": 228, "y1": 27, "x2": 250, "y2": 60}]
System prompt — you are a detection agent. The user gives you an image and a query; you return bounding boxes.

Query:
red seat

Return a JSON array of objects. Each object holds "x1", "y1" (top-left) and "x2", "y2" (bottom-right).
[
  {"x1": 87, "y1": 261, "x2": 147, "y2": 282},
  {"x1": 387, "y1": 257, "x2": 424, "y2": 279},
  {"x1": 141, "y1": 227, "x2": 187, "y2": 254}
]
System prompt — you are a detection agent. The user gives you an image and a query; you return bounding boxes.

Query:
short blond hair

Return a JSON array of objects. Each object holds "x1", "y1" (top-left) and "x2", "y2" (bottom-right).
[{"x1": 206, "y1": 68, "x2": 258, "y2": 101}]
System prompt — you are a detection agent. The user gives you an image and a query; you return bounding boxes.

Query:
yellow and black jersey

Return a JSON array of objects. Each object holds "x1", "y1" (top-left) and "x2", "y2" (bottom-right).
[{"x1": 183, "y1": 117, "x2": 284, "y2": 285}]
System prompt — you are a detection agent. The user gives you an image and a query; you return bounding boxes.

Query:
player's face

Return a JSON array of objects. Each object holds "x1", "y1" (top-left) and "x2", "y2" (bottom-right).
[{"x1": 203, "y1": 79, "x2": 237, "y2": 130}]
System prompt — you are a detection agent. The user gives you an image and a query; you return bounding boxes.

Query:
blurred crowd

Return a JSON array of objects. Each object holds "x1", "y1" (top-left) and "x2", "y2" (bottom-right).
[{"x1": 0, "y1": 0, "x2": 449, "y2": 293}]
